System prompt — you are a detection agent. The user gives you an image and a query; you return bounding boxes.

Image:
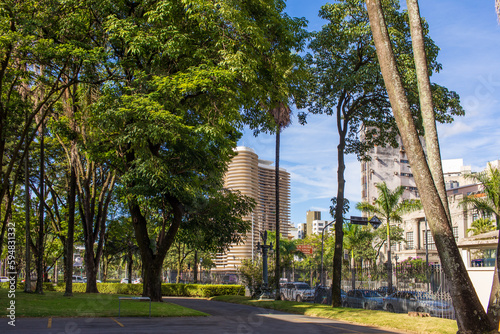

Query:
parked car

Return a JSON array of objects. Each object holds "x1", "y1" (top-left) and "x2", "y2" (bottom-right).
[
  {"x1": 341, "y1": 289, "x2": 346, "y2": 301},
  {"x1": 343, "y1": 289, "x2": 384, "y2": 310},
  {"x1": 376, "y1": 286, "x2": 397, "y2": 297},
  {"x1": 82, "y1": 277, "x2": 101, "y2": 283},
  {"x1": 280, "y1": 282, "x2": 315, "y2": 302},
  {"x1": 72, "y1": 275, "x2": 84, "y2": 283},
  {"x1": 383, "y1": 291, "x2": 454, "y2": 317},
  {"x1": 0, "y1": 276, "x2": 9, "y2": 282},
  {"x1": 132, "y1": 278, "x2": 142, "y2": 284},
  {"x1": 120, "y1": 278, "x2": 130, "y2": 284}
]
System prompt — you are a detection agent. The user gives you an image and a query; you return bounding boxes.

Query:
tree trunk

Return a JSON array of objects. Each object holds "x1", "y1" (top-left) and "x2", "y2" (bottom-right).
[
  {"x1": 128, "y1": 247, "x2": 133, "y2": 282},
  {"x1": 275, "y1": 127, "x2": 281, "y2": 300},
  {"x1": 331, "y1": 139, "x2": 346, "y2": 307},
  {"x1": 84, "y1": 239, "x2": 98, "y2": 293},
  {"x1": 24, "y1": 129, "x2": 31, "y2": 293},
  {"x1": 406, "y1": 0, "x2": 451, "y2": 224},
  {"x1": 193, "y1": 250, "x2": 198, "y2": 284},
  {"x1": 386, "y1": 222, "x2": 392, "y2": 291},
  {"x1": 35, "y1": 125, "x2": 44, "y2": 294},
  {"x1": 366, "y1": 1, "x2": 492, "y2": 331},
  {"x1": 129, "y1": 198, "x2": 183, "y2": 302},
  {"x1": 64, "y1": 141, "x2": 77, "y2": 297}
]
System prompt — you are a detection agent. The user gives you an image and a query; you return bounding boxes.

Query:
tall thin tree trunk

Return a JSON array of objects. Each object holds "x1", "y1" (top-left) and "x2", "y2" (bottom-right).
[
  {"x1": 275, "y1": 127, "x2": 281, "y2": 300},
  {"x1": 332, "y1": 139, "x2": 346, "y2": 307},
  {"x1": 24, "y1": 122, "x2": 31, "y2": 293},
  {"x1": 366, "y1": 1, "x2": 492, "y2": 331},
  {"x1": 35, "y1": 124, "x2": 44, "y2": 294},
  {"x1": 193, "y1": 250, "x2": 198, "y2": 284},
  {"x1": 64, "y1": 150, "x2": 77, "y2": 297},
  {"x1": 386, "y1": 223, "x2": 392, "y2": 291},
  {"x1": 406, "y1": 0, "x2": 451, "y2": 224}
]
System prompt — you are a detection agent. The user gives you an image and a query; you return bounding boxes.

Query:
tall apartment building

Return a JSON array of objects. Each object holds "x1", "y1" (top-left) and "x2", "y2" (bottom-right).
[
  {"x1": 214, "y1": 146, "x2": 291, "y2": 272},
  {"x1": 361, "y1": 136, "x2": 423, "y2": 203}
]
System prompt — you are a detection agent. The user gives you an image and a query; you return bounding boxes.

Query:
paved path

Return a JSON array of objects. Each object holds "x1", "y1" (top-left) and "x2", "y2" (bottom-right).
[{"x1": 1, "y1": 297, "x2": 401, "y2": 334}]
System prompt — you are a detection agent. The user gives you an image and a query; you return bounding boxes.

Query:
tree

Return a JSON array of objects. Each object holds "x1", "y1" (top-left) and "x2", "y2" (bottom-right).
[
  {"x1": 356, "y1": 182, "x2": 421, "y2": 291},
  {"x1": 461, "y1": 164, "x2": 500, "y2": 326},
  {"x1": 466, "y1": 218, "x2": 495, "y2": 236},
  {"x1": 302, "y1": 0, "x2": 462, "y2": 307},
  {"x1": 365, "y1": 0, "x2": 492, "y2": 331},
  {"x1": 0, "y1": 0, "x2": 99, "y2": 256},
  {"x1": 92, "y1": 0, "x2": 306, "y2": 302}
]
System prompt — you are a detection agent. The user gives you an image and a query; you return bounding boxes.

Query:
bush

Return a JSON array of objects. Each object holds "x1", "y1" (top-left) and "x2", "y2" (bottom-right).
[
  {"x1": 161, "y1": 284, "x2": 244, "y2": 297},
  {"x1": 1, "y1": 281, "x2": 244, "y2": 297}
]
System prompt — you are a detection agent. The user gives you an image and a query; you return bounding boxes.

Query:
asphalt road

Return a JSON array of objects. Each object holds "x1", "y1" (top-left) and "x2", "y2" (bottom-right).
[{"x1": 1, "y1": 297, "x2": 401, "y2": 334}]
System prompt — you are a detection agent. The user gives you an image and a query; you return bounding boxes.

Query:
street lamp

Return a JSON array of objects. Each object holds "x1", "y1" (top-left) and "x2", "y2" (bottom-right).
[
  {"x1": 320, "y1": 216, "x2": 381, "y2": 287},
  {"x1": 256, "y1": 230, "x2": 273, "y2": 299},
  {"x1": 349, "y1": 216, "x2": 382, "y2": 290}
]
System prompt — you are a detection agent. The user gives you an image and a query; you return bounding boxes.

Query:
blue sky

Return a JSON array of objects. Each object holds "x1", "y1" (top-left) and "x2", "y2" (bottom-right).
[{"x1": 238, "y1": 1, "x2": 500, "y2": 227}]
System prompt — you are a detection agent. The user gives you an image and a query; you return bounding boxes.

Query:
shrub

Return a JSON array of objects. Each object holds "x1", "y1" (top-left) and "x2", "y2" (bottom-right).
[{"x1": 2, "y1": 281, "x2": 244, "y2": 297}]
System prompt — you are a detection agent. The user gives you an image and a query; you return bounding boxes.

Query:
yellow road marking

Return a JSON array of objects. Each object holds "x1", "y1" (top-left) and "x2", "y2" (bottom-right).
[
  {"x1": 47, "y1": 317, "x2": 52, "y2": 328},
  {"x1": 110, "y1": 317, "x2": 125, "y2": 327}
]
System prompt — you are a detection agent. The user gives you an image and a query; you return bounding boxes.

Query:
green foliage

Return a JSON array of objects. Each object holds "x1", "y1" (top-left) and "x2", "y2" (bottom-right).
[
  {"x1": 302, "y1": 0, "x2": 463, "y2": 159},
  {"x1": 3, "y1": 282, "x2": 244, "y2": 297},
  {"x1": 356, "y1": 182, "x2": 422, "y2": 225},
  {"x1": 466, "y1": 218, "x2": 496, "y2": 236},
  {"x1": 462, "y1": 164, "x2": 500, "y2": 226},
  {"x1": 343, "y1": 224, "x2": 376, "y2": 263},
  {"x1": 396, "y1": 257, "x2": 429, "y2": 282}
]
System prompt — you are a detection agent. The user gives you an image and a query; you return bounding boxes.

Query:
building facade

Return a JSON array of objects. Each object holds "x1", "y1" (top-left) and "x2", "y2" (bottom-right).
[
  {"x1": 361, "y1": 135, "x2": 497, "y2": 266},
  {"x1": 214, "y1": 146, "x2": 291, "y2": 272}
]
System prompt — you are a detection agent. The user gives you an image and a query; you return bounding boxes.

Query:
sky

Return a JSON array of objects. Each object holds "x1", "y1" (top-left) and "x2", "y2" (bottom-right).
[{"x1": 238, "y1": 0, "x2": 500, "y2": 227}]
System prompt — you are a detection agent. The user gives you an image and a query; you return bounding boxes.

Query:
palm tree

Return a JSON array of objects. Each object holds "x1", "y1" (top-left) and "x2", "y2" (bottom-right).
[
  {"x1": 466, "y1": 218, "x2": 495, "y2": 236},
  {"x1": 356, "y1": 182, "x2": 421, "y2": 292},
  {"x1": 268, "y1": 102, "x2": 291, "y2": 300},
  {"x1": 462, "y1": 164, "x2": 500, "y2": 325},
  {"x1": 343, "y1": 223, "x2": 374, "y2": 289}
]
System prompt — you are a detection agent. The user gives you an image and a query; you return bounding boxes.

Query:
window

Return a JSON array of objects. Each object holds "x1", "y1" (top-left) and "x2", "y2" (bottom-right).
[
  {"x1": 452, "y1": 227, "x2": 458, "y2": 242},
  {"x1": 406, "y1": 232, "x2": 414, "y2": 250},
  {"x1": 424, "y1": 230, "x2": 436, "y2": 250}
]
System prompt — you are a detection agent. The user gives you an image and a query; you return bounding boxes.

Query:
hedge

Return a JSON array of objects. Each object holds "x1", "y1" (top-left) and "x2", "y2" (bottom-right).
[{"x1": 0, "y1": 282, "x2": 244, "y2": 297}]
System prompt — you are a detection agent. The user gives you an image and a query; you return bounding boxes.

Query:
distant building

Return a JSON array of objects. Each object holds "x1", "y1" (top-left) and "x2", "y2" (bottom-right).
[
  {"x1": 214, "y1": 146, "x2": 291, "y2": 272},
  {"x1": 297, "y1": 223, "x2": 307, "y2": 239},
  {"x1": 306, "y1": 210, "x2": 321, "y2": 237},
  {"x1": 311, "y1": 220, "x2": 333, "y2": 235}
]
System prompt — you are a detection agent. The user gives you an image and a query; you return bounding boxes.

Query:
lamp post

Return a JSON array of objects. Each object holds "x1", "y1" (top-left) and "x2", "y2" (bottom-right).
[
  {"x1": 349, "y1": 216, "x2": 382, "y2": 290},
  {"x1": 256, "y1": 230, "x2": 273, "y2": 299},
  {"x1": 320, "y1": 219, "x2": 336, "y2": 286},
  {"x1": 320, "y1": 216, "x2": 381, "y2": 288}
]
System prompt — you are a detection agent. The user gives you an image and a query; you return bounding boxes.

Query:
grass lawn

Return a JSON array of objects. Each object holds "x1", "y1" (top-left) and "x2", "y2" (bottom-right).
[
  {"x1": 211, "y1": 295, "x2": 458, "y2": 334},
  {"x1": 0, "y1": 288, "x2": 207, "y2": 318}
]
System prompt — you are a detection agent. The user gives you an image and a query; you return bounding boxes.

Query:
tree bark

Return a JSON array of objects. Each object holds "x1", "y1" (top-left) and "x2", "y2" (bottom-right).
[
  {"x1": 406, "y1": 0, "x2": 451, "y2": 224},
  {"x1": 366, "y1": 1, "x2": 492, "y2": 331},
  {"x1": 193, "y1": 250, "x2": 198, "y2": 284},
  {"x1": 24, "y1": 125, "x2": 31, "y2": 293},
  {"x1": 35, "y1": 124, "x2": 44, "y2": 294},
  {"x1": 64, "y1": 110, "x2": 77, "y2": 297},
  {"x1": 331, "y1": 139, "x2": 346, "y2": 307},
  {"x1": 275, "y1": 127, "x2": 281, "y2": 300},
  {"x1": 386, "y1": 223, "x2": 392, "y2": 291},
  {"x1": 129, "y1": 197, "x2": 183, "y2": 302}
]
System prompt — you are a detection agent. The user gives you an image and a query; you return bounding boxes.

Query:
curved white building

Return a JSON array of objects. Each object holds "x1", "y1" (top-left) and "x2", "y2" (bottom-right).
[{"x1": 214, "y1": 146, "x2": 291, "y2": 272}]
